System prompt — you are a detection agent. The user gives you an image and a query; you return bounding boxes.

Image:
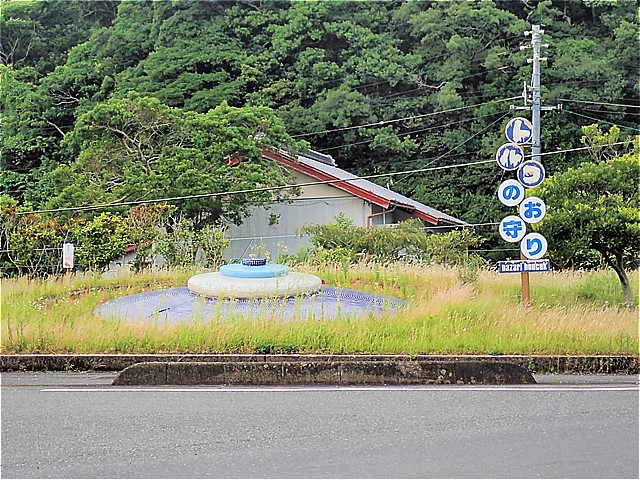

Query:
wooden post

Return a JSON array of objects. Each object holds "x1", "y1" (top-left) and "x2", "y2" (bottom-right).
[{"x1": 520, "y1": 251, "x2": 530, "y2": 307}]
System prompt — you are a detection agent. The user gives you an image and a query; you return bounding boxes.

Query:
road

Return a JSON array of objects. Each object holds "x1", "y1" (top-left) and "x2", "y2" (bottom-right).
[{"x1": 1, "y1": 372, "x2": 638, "y2": 479}]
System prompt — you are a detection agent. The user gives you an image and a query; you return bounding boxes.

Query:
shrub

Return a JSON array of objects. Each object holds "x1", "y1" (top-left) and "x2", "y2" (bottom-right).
[
  {"x1": 71, "y1": 212, "x2": 130, "y2": 273},
  {"x1": 2, "y1": 211, "x2": 70, "y2": 277},
  {"x1": 299, "y1": 214, "x2": 484, "y2": 268}
]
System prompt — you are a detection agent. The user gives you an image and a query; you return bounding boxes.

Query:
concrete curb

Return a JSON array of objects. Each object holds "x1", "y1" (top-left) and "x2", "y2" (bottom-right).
[
  {"x1": 112, "y1": 360, "x2": 536, "y2": 386},
  {"x1": 1, "y1": 354, "x2": 637, "y2": 374}
]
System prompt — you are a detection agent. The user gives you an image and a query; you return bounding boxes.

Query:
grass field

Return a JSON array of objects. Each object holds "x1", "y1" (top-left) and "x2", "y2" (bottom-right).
[{"x1": 1, "y1": 264, "x2": 638, "y2": 355}]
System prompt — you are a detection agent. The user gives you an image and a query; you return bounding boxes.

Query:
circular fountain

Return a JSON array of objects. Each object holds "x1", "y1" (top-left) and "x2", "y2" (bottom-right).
[
  {"x1": 94, "y1": 258, "x2": 403, "y2": 324},
  {"x1": 187, "y1": 258, "x2": 322, "y2": 299}
]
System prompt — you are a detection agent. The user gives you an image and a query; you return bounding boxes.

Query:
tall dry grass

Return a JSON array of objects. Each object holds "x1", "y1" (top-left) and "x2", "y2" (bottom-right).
[{"x1": 0, "y1": 264, "x2": 637, "y2": 355}]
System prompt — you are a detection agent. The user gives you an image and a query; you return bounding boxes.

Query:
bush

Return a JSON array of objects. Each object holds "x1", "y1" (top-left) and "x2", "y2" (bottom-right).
[
  {"x1": 71, "y1": 213, "x2": 129, "y2": 273},
  {"x1": 127, "y1": 203, "x2": 174, "y2": 272},
  {"x1": 156, "y1": 217, "x2": 229, "y2": 269},
  {"x1": 1, "y1": 210, "x2": 70, "y2": 277},
  {"x1": 298, "y1": 214, "x2": 484, "y2": 267}
]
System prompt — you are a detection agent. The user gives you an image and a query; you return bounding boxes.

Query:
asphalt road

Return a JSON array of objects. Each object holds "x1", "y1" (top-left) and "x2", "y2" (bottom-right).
[{"x1": 1, "y1": 372, "x2": 638, "y2": 479}]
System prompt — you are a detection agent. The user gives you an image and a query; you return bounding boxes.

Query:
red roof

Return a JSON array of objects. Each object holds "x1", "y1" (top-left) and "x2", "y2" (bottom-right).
[{"x1": 262, "y1": 149, "x2": 465, "y2": 226}]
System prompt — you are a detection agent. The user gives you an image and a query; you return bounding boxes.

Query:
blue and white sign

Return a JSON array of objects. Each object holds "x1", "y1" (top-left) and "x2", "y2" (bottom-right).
[
  {"x1": 499, "y1": 259, "x2": 550, "y2": 273},
  {"x1": 519, "y1": 196, "x2": 546, "y2": 223},
  {"x1": 505, "y1": 117, "x2": 533, "y2": 145},
  {"x1": 499, "y1": 215, "x2": 527, "y2": 243},
  {"x1": 496, "y1": 143, "x2": 525, "y2": 171},
  {"x1": 497, "y1": 179, "x2": 526, "y2": 207},
  {"x1": 517, "y1": 161, "x2": 546, "y2": 188},
  {"x1": 520, "y1": 232, "x2": 548, "y2": 260}
]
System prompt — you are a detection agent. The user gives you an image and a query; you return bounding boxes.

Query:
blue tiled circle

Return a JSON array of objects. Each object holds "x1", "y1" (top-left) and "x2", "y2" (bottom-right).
[{"x1": 93, "y1": 286, "x2": 404, "y2": 325}]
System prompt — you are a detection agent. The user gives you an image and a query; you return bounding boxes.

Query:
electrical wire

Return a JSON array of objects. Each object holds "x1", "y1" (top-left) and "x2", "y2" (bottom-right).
[
  {"x1": 291, "y1": 96, "x2": 522, "y2": 137},
  {"x1": 15, "y1": 140, "x2": 625, "y2": 217},
  {"x1": 564, "y1": 109, "x2": 640, "y2": 132},
  {"x1": 578, "y1": 107, "x2": 640, "y2": 117},
  {"x1": 394, "y1": 111, "x2": 511, "y2": 184},
  {"x1": 317, "y1": 111, "x2": 509, "y2": 152},
  {"x1": 558, "y1": 98, "x2": 640, "y2": 109}
]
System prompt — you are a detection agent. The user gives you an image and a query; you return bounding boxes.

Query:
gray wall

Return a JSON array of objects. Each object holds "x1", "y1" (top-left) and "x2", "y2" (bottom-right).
[{"x1": 224, "y1": 196, "x2": 370, "y2": 261}]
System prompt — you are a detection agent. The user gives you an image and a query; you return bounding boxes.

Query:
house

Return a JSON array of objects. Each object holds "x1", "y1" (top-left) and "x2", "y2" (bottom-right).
[{"x1": 224, "y1": 149, "x2": 466, "y2": 260}]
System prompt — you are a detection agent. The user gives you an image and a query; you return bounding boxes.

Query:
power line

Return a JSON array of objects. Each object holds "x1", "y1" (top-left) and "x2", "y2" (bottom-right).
[
  {"x1": 578, "y1": 107, "x2": 640, "y2": 117},
  {"x1": 14, "y1": 141, "x2": 623, "y2": 217},
  {"x1": 394, "y1": 111, "x2": 511, "y2": 184},
  {"x1": 291, "y1": 96, "x2": 521, "y2": 137},
  {"x1": 558, "y1": 98, "x2": 640, "y2": 109},
  {"x1": 564, "y1": 109, "x2": 640, "y2": 132},
  {"x1": 317, "y1": 110, "x2": 509, "y2": 152}
]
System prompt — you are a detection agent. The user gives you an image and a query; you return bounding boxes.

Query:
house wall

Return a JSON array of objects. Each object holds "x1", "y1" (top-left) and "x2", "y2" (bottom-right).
[
  {"x1": 224, "y1": 196, "x2": 370, "y2": 261},
  {"x1": 225, "y1": 170, "x2": 376, "y2": 260}
]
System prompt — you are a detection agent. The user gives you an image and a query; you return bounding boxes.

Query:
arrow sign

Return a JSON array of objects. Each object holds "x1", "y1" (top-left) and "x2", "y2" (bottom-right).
[{"x1": 505, "y1": 117, "x2": 533, "y2": 145}]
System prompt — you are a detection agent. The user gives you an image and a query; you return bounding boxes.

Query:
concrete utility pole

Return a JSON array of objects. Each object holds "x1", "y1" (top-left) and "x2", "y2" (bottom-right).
[
  {"x1": 530, "y1": 25, "x2": 543, "y2": 164},
  {"x1": 512, "y1": 25, "x2": 559, "y2": 307},
  {"x1": 518, "y1": 25, "x2": 561, "y2": 160},
  {"x1": 499, "y1": 26, "x2": 561, "y2": 307}
]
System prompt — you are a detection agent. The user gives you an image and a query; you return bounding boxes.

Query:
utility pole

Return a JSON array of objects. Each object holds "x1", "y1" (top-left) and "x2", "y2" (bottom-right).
[
  {"x1": 530, "y1": 24, "x2": 543, "y2": 164},
  {"x1": 518, "y1": 25, "x2": 562, "y2": 157},
  {"x1": 503, "y1": 25, "x2": 560, "y2": 307},
  {"x1": 523, "y1": 25, "x2": 544, "y2": 307}
]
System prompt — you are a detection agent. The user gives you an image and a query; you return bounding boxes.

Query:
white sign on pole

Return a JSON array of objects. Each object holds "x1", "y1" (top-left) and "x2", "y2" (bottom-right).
[
  {"x1": 519, "y1": 196, "x2": 546, "y2": 223},
  {"x1": 497, "y1": 179, "x2": 526, "y2": 207},
  {"x1": 63, "y1": 243, "x2": 74, "y2": 269},
  {"x1": 505, "y1": 117, "x2": 533, "y2": 145},
  {"x1": 496, "y1": 143, "x2": 525, "y2": 171},
  {"x1": 517, "y1": 160, "x2": 546, "y2": 188},
  {"x1": 520, "y1": 233, "x2": 548, "y2": 260},
  {"x1": 499, "y1": 215, "x2": 527, "y2": 243}
]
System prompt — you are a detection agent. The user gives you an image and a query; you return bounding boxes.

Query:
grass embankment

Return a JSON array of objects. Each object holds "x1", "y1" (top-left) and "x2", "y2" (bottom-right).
[{"x1": 1, "y1": 264, "x2": 638, "y2": 355}]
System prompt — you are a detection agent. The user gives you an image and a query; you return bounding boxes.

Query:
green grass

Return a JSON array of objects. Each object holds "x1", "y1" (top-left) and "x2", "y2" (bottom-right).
[{"x1": 1, "y1": 264, "x2": 638, "y2": 355}]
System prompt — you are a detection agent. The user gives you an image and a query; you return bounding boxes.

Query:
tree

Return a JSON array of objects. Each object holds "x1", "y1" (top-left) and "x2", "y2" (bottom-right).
[
  {"x1": 531, "y1": 132, "x2": 639, "y2": 305},
  {"x1": 2, "y1": 0, "x2": 638, "y2": 266},
  {"x1": 46, "y1": 93, "x2": 305, "y2": 227},
  {"x1": 0, "y1": 208, "x2": 70, "y2": 277}
]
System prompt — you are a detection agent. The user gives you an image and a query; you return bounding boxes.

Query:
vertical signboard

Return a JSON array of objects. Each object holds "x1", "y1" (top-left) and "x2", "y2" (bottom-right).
[
  {"x1": 63, "y1": 243, "x2": 74, "y2": 270},
  {"x1": 496, "y1": 118, "x2": 550, "y2": 306}
]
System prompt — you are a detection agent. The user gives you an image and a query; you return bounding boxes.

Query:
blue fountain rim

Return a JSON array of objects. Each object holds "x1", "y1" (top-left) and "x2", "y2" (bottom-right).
[{"x1": 219, "y1": 263, "x2": 289, "y2": 278}]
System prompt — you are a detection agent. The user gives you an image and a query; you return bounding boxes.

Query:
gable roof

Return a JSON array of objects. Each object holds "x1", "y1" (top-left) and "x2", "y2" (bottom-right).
[{"x1": 262, "y1": 149, "x2": 466, "y2": 227}]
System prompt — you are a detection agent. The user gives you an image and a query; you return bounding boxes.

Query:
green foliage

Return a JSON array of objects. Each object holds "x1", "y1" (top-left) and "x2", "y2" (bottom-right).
[
  {"x1": 155, "y1": 217, "x2": 199, "y2": 269},
  {"x1": 196, "y1": 224, "x2": 230, "y2": 269},
  {"x1": 71, "y1": 212, "x2": 129, "y2": 273},
  {"x1": 1, "y1": 209, "x2": 69, "y2": 277},
  {"x1": 532, "y1": 126, "x2": 640, "y2": 304},
  {"x1": 0, "y1": 0, "x2": 637, "y2": 267},
  {"x1": 299, "y1": 214, "x2": 484, "y2": 268},
  {"x1": 155, "y1": 218, "x2": 229, "y2": 270},
  {"x1": 127, "y1": 203, "x2": 175, "y2": 272},
  {"x1": 45, "y1": 94, "x2": 303, "y2": 227},
  {"x1": 2, "y1": 265, "x2": 637, "y2": 355}
]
